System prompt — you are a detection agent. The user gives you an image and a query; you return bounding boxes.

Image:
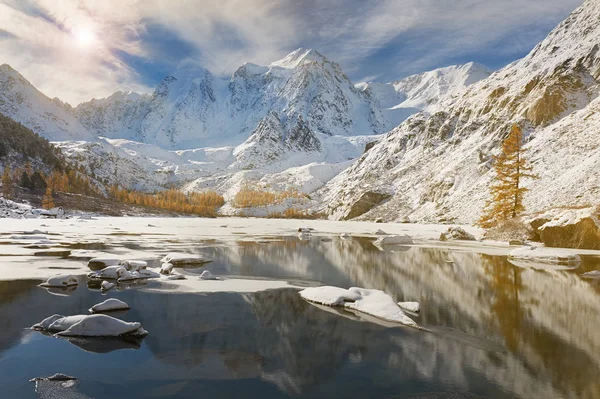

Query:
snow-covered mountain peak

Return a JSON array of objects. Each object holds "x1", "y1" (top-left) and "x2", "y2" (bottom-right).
[{"x1": 270, "y1": 48, "x2": 328, "y2": 69}]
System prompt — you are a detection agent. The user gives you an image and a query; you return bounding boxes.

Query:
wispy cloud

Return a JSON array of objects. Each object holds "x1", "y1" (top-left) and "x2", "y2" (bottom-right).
[{"x1": 0, "y1": 0, "x2": 582, "y2": 104}]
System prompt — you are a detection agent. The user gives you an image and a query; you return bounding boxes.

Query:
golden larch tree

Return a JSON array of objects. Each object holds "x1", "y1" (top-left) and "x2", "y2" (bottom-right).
[
  {"x1": 42, "y1": 186, "x2": 54, "y2": 210},
  {"x1": 479, "y1": 125, "x2": 537, "y2": 228},
  {"x1": 1, "y1": 165, "x2": 13, "y2": 199}
]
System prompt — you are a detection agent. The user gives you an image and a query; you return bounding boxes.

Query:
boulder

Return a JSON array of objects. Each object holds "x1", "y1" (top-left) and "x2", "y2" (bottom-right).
[
  {"x1": 539, "y1": 214, "x2": 600, "y2": 250},
  {"x1": 529, "y1": 218, "x2": 550, "y2": 242},
  {"x1": 440, "y1": 227, "x2": 476, "y2": 241},
  {"x1": 343, "y1": 191, "x2": 392, "y2": 220}
]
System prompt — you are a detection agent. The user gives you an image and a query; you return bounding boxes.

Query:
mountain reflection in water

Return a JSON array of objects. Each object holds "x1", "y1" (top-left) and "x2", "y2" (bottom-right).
[{"x1": 0, "y1": 237, "x2": 599, "y2": 398}]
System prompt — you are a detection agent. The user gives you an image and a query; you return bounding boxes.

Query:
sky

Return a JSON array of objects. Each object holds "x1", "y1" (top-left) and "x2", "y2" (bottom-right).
[{"x1": 0, "y1": 0, "x2": 583, "y2": 105}]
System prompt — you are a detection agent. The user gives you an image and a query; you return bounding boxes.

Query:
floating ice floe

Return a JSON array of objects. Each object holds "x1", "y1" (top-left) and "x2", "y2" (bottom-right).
[
  {"x1": 398, "y1": 301, "x2": 420, "y2": 313},
  {"x1": 508, "y1": 247, "x2": 581, "y2": 265},
  {"x1": 373, "y1": 235, "x2": 413, "y2": 246},
  {"x1": 581, "y1": 270, "x2": 600, "y2": 279},
  {"x1": 33, "y1": 314, "x2": 148, "y2": 337},
  {"x1": 166, "y1": 274, "x2": 186, "y2": 280},
  {"x1": 9, "y1": 234, "x2": 48, "y2": 240},
  {"x1": 40, "y1": 275, "x2": 79, "y2": 288},
  {"x1": 101, "y1": 281, "x2": 115, "y2": 291},
  {"x1": 89, "y1": 298, "x2": 130, "y2": 313},
  {"x1": 374, "y1": 229, "x2": 388, "y2": 235},
  {"x1": 88, "y1": 258, "x2": 120, "y2": 271},
  {"x1": 161, "y1": 253, "x2": 212, "y2": 266},
  {"x1": 299, "y1": 286, "x2": 418, "y2": 328},
  {"x1": 199, "y1": 270, "x2": 219, "y2": 280}
]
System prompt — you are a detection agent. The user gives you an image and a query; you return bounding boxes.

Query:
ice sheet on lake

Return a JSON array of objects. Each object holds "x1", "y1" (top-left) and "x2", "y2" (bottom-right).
[
  {"x1": 161, "y1": 253, "x2": 212, "y2": 265},
  {"x1": 373, "y1": 235, "x2": 413, "y2": 246},
  {"x1": 299, "y1": 286, "x2": 418, "y2": 328},
  {"x1": 508, "y1": 246, "x2": 581, "y2": 265},
  {"x1": 144, "y1": 277, "x2": 297, "y2": 294}
]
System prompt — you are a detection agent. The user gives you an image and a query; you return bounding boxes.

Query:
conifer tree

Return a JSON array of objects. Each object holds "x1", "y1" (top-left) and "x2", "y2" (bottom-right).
[
  {"x1": 1, "y1": 165, "x2": 13, "y2": 199},
  {"x1": 479, "y1": 125, "x2": 537, "y2": 228},
  {"x1": 42, "y1": 186, "x2": 54, "y2": 210}
]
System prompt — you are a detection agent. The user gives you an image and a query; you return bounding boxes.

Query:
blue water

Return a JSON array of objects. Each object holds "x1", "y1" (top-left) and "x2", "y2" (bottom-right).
[{"x1": 1, "y1": 237, "x2": 599, "y2": 398}]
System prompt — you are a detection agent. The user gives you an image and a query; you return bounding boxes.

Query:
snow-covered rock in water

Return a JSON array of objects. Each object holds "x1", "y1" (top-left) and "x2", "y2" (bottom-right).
[
  {"x1": 321, "y1": 237, "x2": 333, "y2": 242},
  {"x1": 373, "y1": 235, "x2": 413, "y2": 246},
  {"x1": 101, "y1": 281, "x2": 115, "y2": 291},
  {"x1": 581, "y1": 270, "x2": 600, "y2": 279},
  {"x1": 160, "y1": 262, "x2": 174, "y2": 275},
  {"x1": 40, "y1": 275, "x2": 78, "y2": 288},
  {"x1": 120, "y1": 260, "x2": 147, "y2": 272},
  {"x1": 88, "y1": 265, "x2": 127, "y2": 280},
  {"x1": 508, "y1": 246, "x2": 581, "y2": 265},
  {"x1": 33, "y1": 314, "x2": 147, "y2": 337},
  {"x1": 199, "y1": 270, "x2": 218, "y2": 280},
  {"x1": 161, "y1": 253, "x2": 211, "y2": 266},
  {"x1": 89, "y1": 298, "x2": 130, "y2": 313},
  {"x1": 299, "y1": 286, "x2": 418, "y2": 328},
  {"x1": 440, "y1": 227, "x2": 476, "y2": 241},
  {"x1": 340, "y1": 233, "x2": 351, "y2": 239},
  {"x1": 167, "y1": 274, "x2": 186, "y2": 280},
  {"x1": 88, "y1": 258, "x2": 120, "y2": 271},
  {"x1": 117, "y1": 268, "x2": 160, "y2": 282},
  {"x1": 30, "y1": 374, "x2": 77, "y2": 382},
  {"x1": 398, "y1": 301, "x2": 420, "y2": 313},
  {"x1": 536, "y1": 208, "x2": 600, "y2": 250},
  {"x1": 374, "y1": 229, "x2": 387, "y2": 235}
]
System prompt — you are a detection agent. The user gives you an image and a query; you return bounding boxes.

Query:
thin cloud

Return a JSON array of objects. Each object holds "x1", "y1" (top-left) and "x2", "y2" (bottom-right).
[{"x1": 0, "y1": 0, "x2": 583, "y2": 104}]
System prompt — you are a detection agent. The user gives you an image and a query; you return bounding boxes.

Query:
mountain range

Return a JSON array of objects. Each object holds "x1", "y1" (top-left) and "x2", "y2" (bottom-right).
[{"x1": 0, "y1": 0, "x2": 598, "y2": 222}]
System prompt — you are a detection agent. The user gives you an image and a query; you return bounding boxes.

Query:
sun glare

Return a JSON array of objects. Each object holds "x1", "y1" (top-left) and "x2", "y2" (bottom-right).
[{"x1": 73, "y1": 27, "x2": 96, "y2": 48}]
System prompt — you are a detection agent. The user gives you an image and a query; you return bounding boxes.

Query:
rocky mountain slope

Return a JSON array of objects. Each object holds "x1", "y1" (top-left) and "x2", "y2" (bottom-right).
[
  {"x1": 320, "y1": 0, "x2": 600, "y2": 223},
  {"x1": 0, "y1": 65, "x2": 92, "y2": 141}
]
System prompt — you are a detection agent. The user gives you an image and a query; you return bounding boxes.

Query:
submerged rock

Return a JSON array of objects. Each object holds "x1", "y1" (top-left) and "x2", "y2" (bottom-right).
[{"x1": 100, "y1": 281, "x2": 115, "y2": 292}]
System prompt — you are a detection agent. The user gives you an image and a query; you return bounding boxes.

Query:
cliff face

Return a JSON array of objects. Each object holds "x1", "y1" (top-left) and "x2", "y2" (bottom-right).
[{"x1": 321, "y1": 0, "x2": 600, "y2": 223}]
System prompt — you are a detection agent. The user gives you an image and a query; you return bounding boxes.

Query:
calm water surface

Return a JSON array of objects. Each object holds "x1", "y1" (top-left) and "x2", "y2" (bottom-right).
[{"x1": 1, "y1": 236, "x2": 599, "y2": 398}]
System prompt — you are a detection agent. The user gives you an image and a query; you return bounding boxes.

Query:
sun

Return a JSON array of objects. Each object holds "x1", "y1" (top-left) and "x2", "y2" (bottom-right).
[{"x1": 73, "y1": 27, "x2": 96, "y2": 49}]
